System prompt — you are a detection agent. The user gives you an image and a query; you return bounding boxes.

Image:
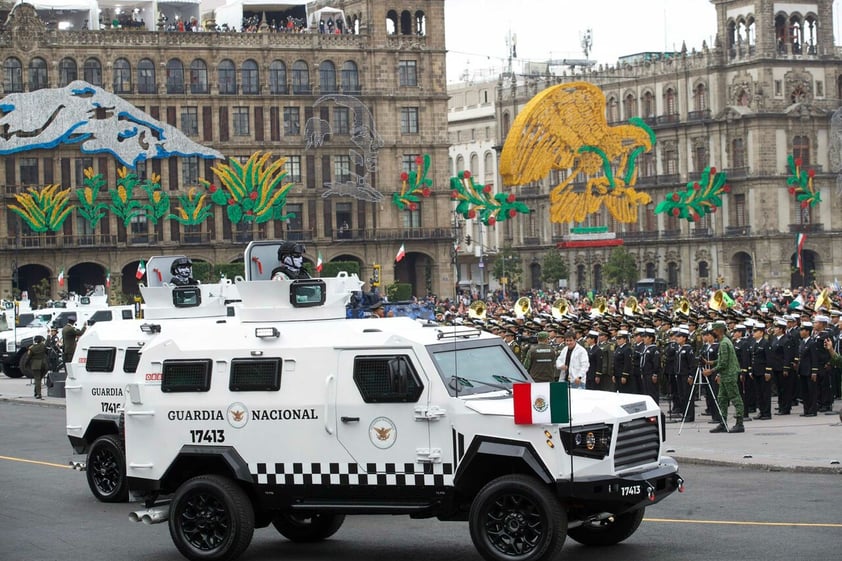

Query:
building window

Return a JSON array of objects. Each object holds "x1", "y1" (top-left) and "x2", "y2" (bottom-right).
[
  {"x1": 664, "y1": 146, "x2": 678, "y2": 175},
  {"x1": 402, "y1": 207, "x2": 421, "y2": 228},
  {"x1": 319, "y1": 60, "x2": 337, "y2": 93},
  {"x1": 336, "y1": 202, "x2": 352, "y2": 238},
  {"x1": 74, "y1": 158, "x2": 93, "y2": 186},
  {"x1": 3, "y1": 57, "x2": 23, "y2": 93},
  {"x1": 400, "y1": 107, "x2": 419, "y2": 134},
  {"x1": 623, "y1": 93, "x2": 636, "y2": 119},
  {"x1": 734, "y1": 193, "x2": 746, "y2": 227},
  {"x1": 642, "y1": 91, "x2": 654, "y2": 118},
  {"x1": 341, "y1": 61, "x2": 359, "y2": 94},
  {"x1": 28, "y1": 58, "x2": 48, "y2": 91},
  {"x1": 58, "y1": 57, "x2": 77, "y2": 87},
  {"x1": 283, "y1": 107, "x2": 300, "y2": 135},
  {"x1": 693, "y1": 83, "x2": 707, "y2": 111},
  {"x1": 664, "y1": 88, "x2": 677, "y2": 116},
  {"x1": 19, "y1": 158, "x2": 38, "y2": 185},
  {"x1": 285, "y1": 155, "x2": 302, "y2": 182},
  {"x1": 732, "y1": 138, "x2": 745, "y2": 168},
  {"x1": 401, "y1": 154, "x2": 420, "y2": 174},
  {"x1": 640, "y1": 152, "x2": 655, "y2": 177},
  {"x1": 667, "y1": 262, "x2": 679, "y2": 287},
  {"x1": 793, "y1": 135, "x2": 810, "y2": 165},
  {"x1": 334, "y1": 107, "x2": 350, "y2": 134},
  {"x1": 269, "y1": 60, "x2": 287, "y2": 94},
  {"x1": 182, "y1": 156, "x2": 199, "y2": 186},
  {"x1": 334, "y1": 155, "x2": 352, "y2": 183},
  {"x1": 292, "y1": 61, "x2": 310, "y2": 94},
  {"x1": 166, "y1": 59, "x2": 185, "y2": 94},
  {"x1": 646, "y1": 263, "x2": 656, "y2": 278},
  {"x1": 694, "y1": 143, "x2": 708, "y2": 173},
  {"x1": 607, "y1": 97, "x2": 619, "y2": 122},
  {"x1": 218, "y1": 60, "x2": 236, "y2": 94},
  {"x1": 181, "y1": 107, "x2": 198, "y2": 136},
  {"x1": 699, "y1": 261, "x2": 709, "y2": 278},
  {"x1": 398, "y1": 60, "x2": 417, "y2": 86},
  {"x1": 137, "y1": 59, "x2": 156, "y2": 94},
  {"x1": 130, "y1": 213, "x2": 148, "y2": 240},
  {"x1": 113, "y1": 58, "x2": 132, "y2": 93},
  {"x1": 233, "y1": 107, "x2": 250, "y2": 136},
  {"x1": 241, "y1": 60, "x2": 259, "y2": 94},
  {"x1": 83, "y1": 58, "x2": 102, "y2": 87},
  {"x1": 190, "y1": 59, "x2": 208, "y2": 94}
]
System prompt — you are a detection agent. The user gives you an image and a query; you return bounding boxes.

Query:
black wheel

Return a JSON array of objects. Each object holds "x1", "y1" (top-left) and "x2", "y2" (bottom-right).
[
  {"x1": 3, "y1": 363, "x2": 23, "y2": 378},
  {"x1": 85, "y1": 434, "x2": 128, "y2": 502},
  {"x1": 469, "y1": 475, "x2": 566, "y2": 561},
  {"x1": 169, "y1": 475, "x2": 254, "y2": 561},
  {"x1": 272, "y1": 513, "x2": 346, "y2": 542},
  {"x1": 566, "y1": 508, "x2": 645, "y2": 546}
]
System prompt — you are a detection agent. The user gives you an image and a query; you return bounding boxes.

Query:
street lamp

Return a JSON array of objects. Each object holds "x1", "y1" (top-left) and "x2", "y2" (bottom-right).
[{"x1": 451, "y1": 212, "x2": 464, "y2": 299}]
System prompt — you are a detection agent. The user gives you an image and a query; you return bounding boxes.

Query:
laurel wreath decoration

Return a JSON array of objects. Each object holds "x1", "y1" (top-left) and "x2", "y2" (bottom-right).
[
  {"x1": 786, "y1": 154, "x2": 821, "y2": 208},
  {"x1": 450, "y1": 170, "x2": 530, "y2": 226},
  {"x1": 392, "y1": 154, "x2": 433, "y2": 211},
  {"x1": 655, "y1": 166, "x2": 730, "y2": 222}
]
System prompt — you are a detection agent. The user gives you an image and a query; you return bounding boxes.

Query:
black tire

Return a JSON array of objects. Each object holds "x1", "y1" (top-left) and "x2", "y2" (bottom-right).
[
  {"x1": 85, "y1": 434, "x2": 128, "y2": 502},
  {"x1": 3, "y1": 364, "x2": 23, "y2": 378},
  {"x1": 469, "y1": 475, "x2": 567, "y2": 561},
  {"x1": 272, "y1": 513, "x2": 346, "y2": 542},
  {"x1": 566, "y1": 508, "x2": 645, "y2": 546},
  {"x1": 169, "y1": 475, "x2": 255, "y2": 561}
]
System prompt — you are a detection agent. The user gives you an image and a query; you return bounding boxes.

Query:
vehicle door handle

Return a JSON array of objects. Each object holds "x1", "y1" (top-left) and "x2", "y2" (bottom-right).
[{"x1": 341, "y1": 416, "x2": 360, "y2": 423}]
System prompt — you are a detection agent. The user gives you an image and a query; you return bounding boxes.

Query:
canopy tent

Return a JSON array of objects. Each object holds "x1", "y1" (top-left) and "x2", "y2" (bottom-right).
[
  {"x1": 12, "y1": 0, "x2": 98, "y2": 30},
  {"x1": 156, "y1": 0, "x2": 200, "y2": 29},
  {"x1": 212, "y1": 0, "x2": 307, "y2": 32},
  {"x1": 309, "y1": 6, "x2": 345, "y2": 31},
  {"x1": 94, "y1": 0, "x2": 155, "y2": 30}
]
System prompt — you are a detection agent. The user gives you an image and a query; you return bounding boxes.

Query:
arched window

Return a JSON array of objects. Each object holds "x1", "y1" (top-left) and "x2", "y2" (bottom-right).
[
  {"x1": 166, "y1": 59, "x2": 184, "y2": 94},
  {"x1": 190, "y1": 59, "x2": 208, "y2": 94},
  {"x1": 455, "y1": 155, "x2": 465, "y2": 171},
  {"x1": 218, "y1": 60, "x2": 236, "y2": 94},
  {"x1": 576, "y1": 265, "x2": 586, "y2": 289},
  {"x1": 400, "y1": 10, "x2": 412, "y2": 35},
  {"x1": 28, "y1": 57, "x2": 48, "y2": 91},
  {"x1": 502, "y1": 112, "x2": 511, "y2": 140},
  {"x1": 386, "y1": 10, "x2": 398, "y2": 35},
  {"x1": 113, "y1": 58, "x2": 132, "y2": 93},
  {"x1": 664, "y1": 87, "x2": 677, "y2": 116},
  {"x1": 623, "y1": 93, "x2": 637, "y2": 119},
  {"x1": 137, "y1": 59, "x2": 156, "y2": 94},
  {"x1": 607, "y1": 97, "x2": 619, "y2": 123},
  {"x1": 241, "y1": 59, "x2": 259, "y2": 94},
  {"x1": 269, "y1": 60, "x2": 287, "y2": 94},
  {"x1": 414, "y1": 10, "x2": 426, "y2": 35},
  {"x1": 731, "y1": 138, "x2": 745, "y2": 168},
  {"x1": 667, "y1": 262, "x2": 679, "y2": 288},
  {"x1": 484, "y1": 151, "x2": 494, "y2": 182},
  {"x1": 646, "y1": 263, "x2": 656, "y2": 278},
  {"x1": 470, "y1": 153, "x2": 479, "y2": 175},
  {"x1": 58, "y1": 57, "x2": 77, "y2": 87},
  {"x1": 319, "y1": 60, "x2": 337, "y2": 93},
  {"x1": 642, "y1": 91, "x2": 654, "y2": 118},
  {"x1": 793, "y1": 135, "x2": 810, "y2": 166},
  {"x1": 291, "y1": 60, "x2": 310, "y2": 94},
  {"x1": 341, "y1": 61, "x2": 359, "y2": 94},
  {"x1": 693, "y1": 83, "x2": 707, "y2": 111},
  {"x1": 83, "y1": 58, "x2": 102, "y2": 86},
  {"x1": 789, "y1": 15, "x2": 803, "y2": 54},
  {"x1": 699, "y1": 261, "x2": 709, "y2": 278},
  {"x1": 3, "y1": 58, "x2": 23, "y2": 93},
  {"x1": 593, "y1": 264, "x2": 603, "y2": 293}
]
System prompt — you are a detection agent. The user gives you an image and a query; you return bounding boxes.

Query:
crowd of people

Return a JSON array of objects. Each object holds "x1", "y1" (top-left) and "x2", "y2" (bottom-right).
[{"x1": 422, "y1": 284, "x2": 842, "y2": 431}]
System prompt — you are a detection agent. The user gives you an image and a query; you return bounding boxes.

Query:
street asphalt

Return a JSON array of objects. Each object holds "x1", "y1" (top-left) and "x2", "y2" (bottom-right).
[{"x1": 1, "y1": 374, "x2": 840, "y2": 474}]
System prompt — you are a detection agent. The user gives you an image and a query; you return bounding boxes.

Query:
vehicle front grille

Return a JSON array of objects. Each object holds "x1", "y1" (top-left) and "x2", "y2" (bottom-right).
[{"x1": 614, "y1": 417, "x2": 660, "y2": 471}]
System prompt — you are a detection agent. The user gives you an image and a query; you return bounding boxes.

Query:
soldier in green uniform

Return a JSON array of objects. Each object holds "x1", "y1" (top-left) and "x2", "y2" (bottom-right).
[
  {"x1": 61, "y1": 317, "x2": 86, "y2": 364},
  {"x1": 523, "y1": 331, "x2": 558, "y2": 383},
  {"x1": 23, "y1": 335, "x2": 48, "y2": 400},
  {"x1": 704, "y1": 320, "x2": 745, "y2": 433},
  {"x1": 597, "y1": 331, "x2": 615, "y2": 391}
]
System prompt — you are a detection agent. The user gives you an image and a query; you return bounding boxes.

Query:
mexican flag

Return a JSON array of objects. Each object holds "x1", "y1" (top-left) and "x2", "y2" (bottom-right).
[
  {"x1": 57, "y1": 268, "x2": 65, "y2": 287},
  {"x1": 136, "y1": 259, "x2": 146, "y2": 280},
  {"x1": 316, "y1": 252, "x2": 323, "y2": 273},
  {"x1": 795, "y1": 233, "x2": 807, "y2": 274},
  {"x1": 395, "y1": 243, "x2": 406, "y2": 263},
  {"x1": 105, "y1": 269, "x2": 111, "y2": 288},
  {"x1": 513, "y1": 382, "x2": 570, "y2": 424}
]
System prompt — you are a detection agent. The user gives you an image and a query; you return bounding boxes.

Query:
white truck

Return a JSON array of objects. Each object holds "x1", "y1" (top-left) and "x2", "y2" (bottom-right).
[
  {"x1": 65, "y1": 255, "x2": 241, "y2": 502},
  {"x1": 121, "y1": 268, "x2": 683, "y2": 561}
]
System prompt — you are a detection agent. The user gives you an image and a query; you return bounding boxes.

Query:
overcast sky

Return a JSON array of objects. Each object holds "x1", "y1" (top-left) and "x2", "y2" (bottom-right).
[{"x1": 445, "y1": 0, "x2": 842, "y2": 83}]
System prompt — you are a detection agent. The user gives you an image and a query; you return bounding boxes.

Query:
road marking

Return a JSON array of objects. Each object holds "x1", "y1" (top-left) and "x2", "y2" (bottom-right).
[
  {"x1": 0, "y1": 455, "x2": 73, "y2": 470},
  {"x1": 646, "y1": 517, "x2": 842, "y2": 528}
]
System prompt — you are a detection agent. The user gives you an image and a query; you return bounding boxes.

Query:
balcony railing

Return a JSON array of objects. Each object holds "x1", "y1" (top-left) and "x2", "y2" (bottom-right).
[
  {"x1": 789, "y1": 223, "x2": 824, "y2": 233},
  {"x1": 727, "y1": 166, "x2": 749, "y2": 178},
  {"x1": 725, "y1": 225, "x2": 751, "y2": 236},
  {"x1": 687, "y1": 109, "x2": 712, "y2": 121},
  {"x1": 656, "y1": 113, "x2": 680, "y2": 125}
]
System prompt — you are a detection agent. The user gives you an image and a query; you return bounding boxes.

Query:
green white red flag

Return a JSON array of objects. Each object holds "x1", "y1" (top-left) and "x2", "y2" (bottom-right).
[
  {"x1": 57, "y1": 268, "x2": 65, "y2": 287},
  {"x1": 316, "y1": 252, "x2": 323, "y2": 273},
  {"x1": 513, "y1": 382, "x2": 570, "y2": 424},
  {"x1": 136, "y1": 259, "x2": 146, "y2": 280},
  {"x1": 796, "y1": 233, "x2": 807, "y2": 274}
]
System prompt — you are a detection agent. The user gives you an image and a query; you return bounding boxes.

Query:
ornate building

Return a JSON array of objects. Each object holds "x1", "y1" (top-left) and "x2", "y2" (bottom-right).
[
  {"x1": 450, "y1": 0, "x2": 842, "y2": 292},
  {"x1": 0, "y1": 1, "x2": 452, "y2": 304}
]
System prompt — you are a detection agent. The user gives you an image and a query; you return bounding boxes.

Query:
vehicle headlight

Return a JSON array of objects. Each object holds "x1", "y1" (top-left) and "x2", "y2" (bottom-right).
[{"x1": 560, "y1": 423, "x2": 613, "y2": 459}]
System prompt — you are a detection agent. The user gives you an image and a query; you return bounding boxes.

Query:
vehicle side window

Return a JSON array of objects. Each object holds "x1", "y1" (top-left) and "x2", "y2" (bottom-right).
[
  {"x1": 123, "y1": 347, "x2": 141, "y2": 373},
  {"x1": 229, "y1": 358, "x2": 282, "y2": 391},
  {"x1": 162, "y1": 359, "x2": 212, "y2": 392},
  {"x1": 121, "y1": 310, "x2": 133, "y2": 320},
  {"x1": 86, "y1": 347, "x2": 117, "y2": 372},
  {"x1": 353, "y1": 355, "x2": 423, "y2": 403}
]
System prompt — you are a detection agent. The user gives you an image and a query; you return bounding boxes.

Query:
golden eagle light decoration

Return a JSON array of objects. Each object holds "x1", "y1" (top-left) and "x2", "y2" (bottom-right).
[{"x1": 500, "y1": 82, "x2": 654, "y2": 223}]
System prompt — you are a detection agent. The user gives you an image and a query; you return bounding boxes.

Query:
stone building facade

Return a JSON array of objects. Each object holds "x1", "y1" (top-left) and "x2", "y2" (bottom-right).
[
  {"x1": 0, "y1": 0, "x2": 452, "y2": 304},
  {"x1": 450, "y1": 0, "x2": 842, "y2": 292}
]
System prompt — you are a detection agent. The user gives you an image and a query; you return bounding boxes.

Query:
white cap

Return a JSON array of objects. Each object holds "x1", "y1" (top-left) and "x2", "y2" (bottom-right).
[{"x1": 814, "y1": 315, "x2": 830, "y2": 324}]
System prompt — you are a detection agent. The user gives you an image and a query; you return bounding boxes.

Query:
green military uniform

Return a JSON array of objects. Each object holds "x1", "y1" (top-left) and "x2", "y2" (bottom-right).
[
  {"x1": 711, "y1": 322, "x2": 745, "y2": 432},
  {"x1": 523, "y1": 332, "x2": 558, "y2": 383},
  {"x1": 62, "y1": 320, "x2": 85, "y2": 363},
  {"x1": 597, "y1": 338, "x2": 615, "y2": 391},
  {"x1": 25, "y1": 337, "x2": 47, "y2": 399}
]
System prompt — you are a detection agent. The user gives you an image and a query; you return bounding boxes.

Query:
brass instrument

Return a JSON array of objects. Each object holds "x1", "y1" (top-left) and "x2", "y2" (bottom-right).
[
  {"x1": 591, "y1": 296, "x2": 607, "y2": 318},
  {"x1": 815, "y1": 288, "x2": 832, "y2": 312},
  {"x1": 551, "y1": 298, "x2": 568, "y2": 320},
  {"x1": 709, "y1": 289, "x2": 725, "y2": 312},
  {"x1": 675, "y1": 297, "x2": 691, "y2": 317},
  {"x1": 468, "y1": 300, "x2": 487, "y2": 320},
  {"x1": 514, "y1": 296, "x2": 532, "y2": 319},
  {"x1": 623, "y1": 296, "x2": 638, "y2": 316}
]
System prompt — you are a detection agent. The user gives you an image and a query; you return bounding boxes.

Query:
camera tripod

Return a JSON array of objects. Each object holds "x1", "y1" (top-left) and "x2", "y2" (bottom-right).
[{"x1": 678, "y1": 365, "x2": 727, "y2": 435}]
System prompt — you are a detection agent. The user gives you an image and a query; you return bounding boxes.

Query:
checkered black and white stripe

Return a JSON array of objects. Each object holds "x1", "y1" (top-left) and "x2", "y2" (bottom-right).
[{"x1": 251, "y1": 462, "x2": 455, "y2": 487}]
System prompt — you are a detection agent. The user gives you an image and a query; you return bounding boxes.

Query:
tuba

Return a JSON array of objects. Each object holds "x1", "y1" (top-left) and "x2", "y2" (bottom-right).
[
  {"x1": 591, "y1": 296, "x2": 607, "y2": 318},
  {"x1": 675, "y1": 297, "x2": 691, "y2": 318},
  {"x1": 551, "y1": 298, "x2": 568, "y2": 320},
  {"x1": 815, "y1": 288, "x2": 832, "y2": 312},
  {"x1": 468, "y1": 300, "x2": 487, "y2": 320},
  {"x1": 623, "y1": 296, "x2": 638, "y2": 316},
  {"x1": 709, "y1": 289, "x2": 725, "y2": 312},
  {"x1": 514, "y1": 296, "x2": 532, "y2": 319}
]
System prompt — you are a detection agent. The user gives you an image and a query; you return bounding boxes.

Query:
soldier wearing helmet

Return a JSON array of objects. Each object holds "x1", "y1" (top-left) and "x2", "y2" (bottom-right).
[
  {"x1": 272, "y1": 242, "x2": 310, "y2": 280},
  {"x1": 170, "y1": 257, "x2": 197, "y2": 286}
]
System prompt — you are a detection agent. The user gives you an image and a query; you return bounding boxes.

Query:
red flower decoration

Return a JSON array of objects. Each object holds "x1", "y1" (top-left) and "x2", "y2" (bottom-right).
[
  {"x1": 723, "y1": 185, "x2": 731, "y2": 193},
  {"x1": 808, "y1": 168, "x2": 816, "y2": 178},
  {"x1": 421, "y1": 188, "x2": 430, "y2": 197},
  {"x1": 482, "y1": 184, "x2": 492, "y2": 194},
  {"x1": 228, "y1": 198, "x2": 236, "y2": 205},
  {"x1": 693, "y1": 182, "x2": 700, "y2": 191},
  {"x1": 788, "y1": 187, "x2": 796, "y2": 195},
  {"x1": 450, "y1": 190, "x2": 459, "y2": 199},
  {"x1": 692, "y1": 212, "x2": 699, "y2": 222},
  {"x1": 506, "y1": 193, "x2": 516, "y2": 203},
  {"x1": 400, "y1": 171, "x2": 409, "y2": 181},
  {"x1": 409, "y1": 202, "x2": 418, "y2": 211},
  {"x1": 467, "y1": 209, "x2": 477, "y2": 219},
  {"x1": 488, "y1": 216, "x2": 497, "y2": 226},
  {"x1": 209, "y1": 184, "x2": 217, "y2": 193},
  {"x1": 415, "y1": 156, "x2": 423, "y2": 165},
  {"x1": 508, "y1": 209, "x2": 517, "y2": 218},
  {"x1": 801, "y1": 201, "x2": 809, "y2": 209},
  {"x1": 672, "y1": 208, "x2": 680, "y2": 217},
  {"x1": 245, "y1": 210, "x2": 253, "y2": 215},
  {"x1": 710, "y1": 167, "x2": 717, "y2": 175},
  {"x1": 249, "y1": 192, "x2": 258, "y2": 200},
  {"x1": 672, "y1": 193, "x2": 680, "y2": 202},
  {"x1": 795, "y1": 158, "x2": 803, "y2": 167},
  {"x1": 463, "y1": 170, "x2": 472, "y2": 179}
]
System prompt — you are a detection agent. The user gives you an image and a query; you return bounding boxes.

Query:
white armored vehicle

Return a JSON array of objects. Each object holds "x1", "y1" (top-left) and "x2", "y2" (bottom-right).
[
  {"x1": 65, "y1": 255, "x2": 240, "y2": 502},
  {"x1": 121, "y1": 253, "x2": 683, "y2": 561}
]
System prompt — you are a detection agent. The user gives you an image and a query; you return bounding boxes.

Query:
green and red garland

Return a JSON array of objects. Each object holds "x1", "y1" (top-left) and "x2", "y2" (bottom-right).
[
  {"x1": 655, "y1": 166, "x2": 730, "y2": 222},
  {"x1": 786, "y1": 154, "x2": 821, "y2": 209},
  {"x1": 392, "y1": 154, "x2": 433, "y2": 211},
  {"x1": 450, "y1": 170, "x2": 530, "y2": 226}
]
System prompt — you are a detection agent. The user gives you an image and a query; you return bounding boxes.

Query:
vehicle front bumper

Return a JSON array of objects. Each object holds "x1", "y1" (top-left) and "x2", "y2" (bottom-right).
[{"x1": 557, "y1": 456, "x2": 682, "y2": 513}]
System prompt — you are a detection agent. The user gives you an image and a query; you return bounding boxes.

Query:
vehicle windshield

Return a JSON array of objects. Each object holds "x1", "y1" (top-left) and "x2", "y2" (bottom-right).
[{"x1": 428, "y1": 340, "x2": 529, "y2": 397}]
